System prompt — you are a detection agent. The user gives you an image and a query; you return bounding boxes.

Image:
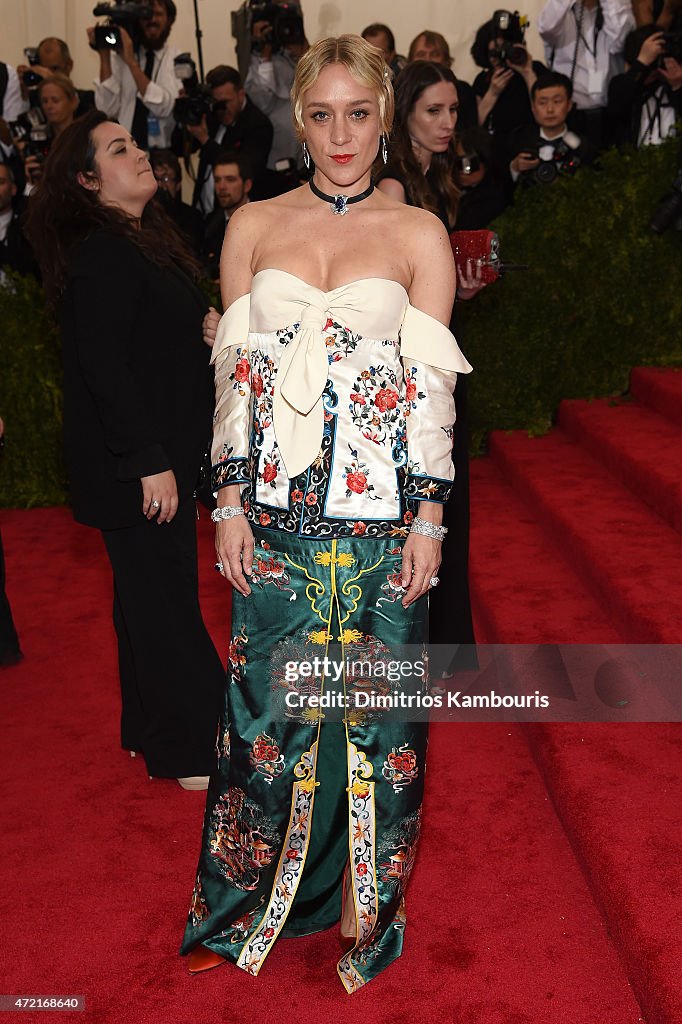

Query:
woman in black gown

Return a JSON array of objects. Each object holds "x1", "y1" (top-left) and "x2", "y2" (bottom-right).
[{"x1": 377, "y1": 61, "x2": 486, "y2": 668}]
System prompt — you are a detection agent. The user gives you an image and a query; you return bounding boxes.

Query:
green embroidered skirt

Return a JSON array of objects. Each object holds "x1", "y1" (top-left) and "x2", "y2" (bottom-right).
[{"x1": 181, "y1": 528, "x2": 429, "y2": 993}]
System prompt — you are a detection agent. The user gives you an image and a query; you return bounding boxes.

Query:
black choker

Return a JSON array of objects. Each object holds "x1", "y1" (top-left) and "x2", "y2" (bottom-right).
[{"x1": 309, "y1": 178, "x2": 374, "y2": 216}]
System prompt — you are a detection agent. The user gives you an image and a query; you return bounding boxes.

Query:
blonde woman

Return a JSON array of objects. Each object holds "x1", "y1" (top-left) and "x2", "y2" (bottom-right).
[{"x1": 181, "y1": 34, "x2": 472, "y2": 992}]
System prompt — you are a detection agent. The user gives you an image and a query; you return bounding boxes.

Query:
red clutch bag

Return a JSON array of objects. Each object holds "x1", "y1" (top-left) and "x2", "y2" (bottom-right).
[{"x1": 450, "y1": 229, "x2": 502, "y2": 285}]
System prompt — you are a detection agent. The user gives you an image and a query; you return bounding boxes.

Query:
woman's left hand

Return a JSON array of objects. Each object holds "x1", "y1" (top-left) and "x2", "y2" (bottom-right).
[
  {"x1": 400, "y1": 534, "x2": 442, "y2": 608},
  {"x1": 202, "y1": 306, "x2": 221, "y2": 348},
  {"x1": 457, "y1": 258, "x2": 487, "y2": 301}
]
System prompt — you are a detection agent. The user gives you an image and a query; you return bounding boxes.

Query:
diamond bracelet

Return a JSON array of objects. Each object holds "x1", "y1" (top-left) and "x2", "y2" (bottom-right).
[
  {"x1": 210, "y1": 506, "x2": 244, "y2": 523},
  {"x1": 410, "y1": 516, "x2": 448, "y2": 542}
]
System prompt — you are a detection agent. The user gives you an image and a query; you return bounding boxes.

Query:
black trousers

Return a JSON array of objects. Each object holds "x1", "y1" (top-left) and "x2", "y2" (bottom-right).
[
  {"x1": 102, "y1": 502, "x2": 224, "y2": 777},
  {"x1": 0, "y1": 528, "x2": 21, "y2": 659}
]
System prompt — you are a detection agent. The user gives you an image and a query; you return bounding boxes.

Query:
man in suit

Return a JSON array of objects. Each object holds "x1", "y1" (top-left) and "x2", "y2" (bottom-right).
[
  {"x1": 508, "y1": 72, "x2": 594, "y2": 188},
  {"x1": 0, "y1": 163, "x2": 35, "y2": 279},
  {"x1": 188, "y1": 65, "x2": 272, "y2": 214},
  {"x1": 201, "y1": 151, "x2": 253, "y2": 280}
]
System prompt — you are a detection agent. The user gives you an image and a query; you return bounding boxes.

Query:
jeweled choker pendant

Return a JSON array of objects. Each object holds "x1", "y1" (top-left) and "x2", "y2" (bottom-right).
[{"x1": 309, "y1": 178, "x2": 375, "y2": 216}]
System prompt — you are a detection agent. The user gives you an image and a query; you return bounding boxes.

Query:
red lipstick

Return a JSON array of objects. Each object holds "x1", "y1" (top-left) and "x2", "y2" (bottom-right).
[{"x1": 331, "y1": 154, "x2": 355, "y2": 163}]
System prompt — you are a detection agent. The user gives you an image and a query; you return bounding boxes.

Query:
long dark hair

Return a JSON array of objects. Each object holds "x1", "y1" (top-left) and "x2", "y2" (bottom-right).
[
  {"x1": 389, "y1": 61, "x2": 460, "y2": 228},
  {"x1": 24, "y1": 110, "x2": 199, "y2": 309}
]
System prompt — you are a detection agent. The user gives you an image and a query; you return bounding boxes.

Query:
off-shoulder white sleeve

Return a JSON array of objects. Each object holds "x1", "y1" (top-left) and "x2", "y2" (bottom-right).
[
  {"x1": 210, "y1": 293, "x2": 252, "y2": 494},
  {"x1": 399, "y1": 302, "x2": 473, "y2": 504}
]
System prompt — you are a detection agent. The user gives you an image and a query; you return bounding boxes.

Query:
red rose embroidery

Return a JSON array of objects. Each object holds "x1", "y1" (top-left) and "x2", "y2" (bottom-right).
[
  {"x1": 353, "y1": 521, "x2": 367, "y2": 536},
  {"x1": 305, "y1": 492, "x2": 318, "y2": 506},
  {"x1": 324, "y1": 317, "x2": 334, "y2": 330},
  {"x1": 291, "y1": 489, "x2": 303, "y2": 503},
  {"x1": 286, "y1": 849, "x2": 298, "y2": 860},
  {"x1": 357, "y1": 863, "x2": 368, "y2": 876},
  {"x1": 405, "y1": 380, "x2": 417, "y2": 402},
  {"x1": 403, "y1": 510, "x2": 414, "y2": 524},
  {"x1": 389, "y1": 751, "x2": 417, "y2": 772},
  {"x1": 346, "y1": 471, "x2": 368, "y2": 494},
  {"x1": 234, "y1": 357, "x2": 250, "y2": 383},
  {"x1": 262, "y1": 542, "x2": 270, "y2": 550},
  {"x1": 251, "y1": 372, "x2": 264, "y2": 398},
  {"x1": 350, "y1": 392, "x2": 366, "y2": 405},
  {"x1": 259, "y1": 512, "x2": 271, "y2": 526},
  {"x1": 263, "y1": 462, "x2": 277, "y2": 484},
  {"x1": 374, "y1": 387, "x2": 399, "y2": 412},
  {"x1": 264, "y1": 927, "x2": 275, "y2": 938}
]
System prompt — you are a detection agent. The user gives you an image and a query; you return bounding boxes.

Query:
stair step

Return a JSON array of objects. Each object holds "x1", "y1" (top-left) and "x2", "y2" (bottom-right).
[
  {"x1": 630, "y1": 366, "x2": 682, "y2": 428},
  {"x1": 558, "y1": 397, "x2": 682, "y2": 535},
  {"x1": 488, "y1": 430, "x2": 682, "y2": 642},
  {"x1": 469, "y1": 458, "x2": 621, "y2": 643},
  {"x1": 526, "y1": 721, "x2": 682, "y2": 1024}
]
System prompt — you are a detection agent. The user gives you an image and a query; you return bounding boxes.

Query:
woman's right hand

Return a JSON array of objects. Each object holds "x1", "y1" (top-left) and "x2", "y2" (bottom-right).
[{"x1": 216, "y1": 515, "x2": 255, "y2": 596}]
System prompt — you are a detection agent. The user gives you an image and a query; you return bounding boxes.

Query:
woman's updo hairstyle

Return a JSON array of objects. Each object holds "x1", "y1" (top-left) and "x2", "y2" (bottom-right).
[{"x1": 291, "y1": 34, "x2": 395, "y2": 141}]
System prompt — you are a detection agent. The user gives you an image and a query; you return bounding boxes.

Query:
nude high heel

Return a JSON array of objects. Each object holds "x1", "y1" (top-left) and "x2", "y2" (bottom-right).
[{"x1": 188, "y1": 945, "x2": 227, "y2": 973}]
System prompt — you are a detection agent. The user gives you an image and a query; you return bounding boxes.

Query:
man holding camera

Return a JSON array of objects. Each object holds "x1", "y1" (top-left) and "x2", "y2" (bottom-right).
[
  {"x1": 89, "y1": 0, "x2": 181, "y2": 149},
  {"x1": 608, "y1": 25, "x2": 682, "y2": 146},
  {"x1": 244, "y1": 10, "x2": 308, "y2": 184},
  {"x1": 16, "y1": 39, "x2": 95, "y2": 117},
  {"x1": 509, "y1": 71, "x2": 593, "y2": 188},
  {"x1": 538, "y1": 0, "x2": 635, "y2": 151},
  {"x1": 188, "y1": 65, "x2": 273, "y2": 215}
]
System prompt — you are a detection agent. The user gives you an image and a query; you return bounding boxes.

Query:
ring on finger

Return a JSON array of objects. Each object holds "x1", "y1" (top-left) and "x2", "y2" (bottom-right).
[{"x1": 151, "y1": 499, "x2": 160, "y2": 509}]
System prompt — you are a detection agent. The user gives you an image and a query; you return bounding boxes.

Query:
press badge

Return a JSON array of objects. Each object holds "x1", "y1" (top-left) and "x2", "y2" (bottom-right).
[
  {"x1": 587, "y1": 68, "x2": 605, "y2": 97},
  {"x1": 147, "y1": 114, "x2": 161, "y2": 144}
]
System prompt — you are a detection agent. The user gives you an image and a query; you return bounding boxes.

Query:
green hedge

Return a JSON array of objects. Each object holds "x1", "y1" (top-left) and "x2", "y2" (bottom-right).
[
  {"x1": 1, "y1": 141, "x2": 681, "y2": 508},
  {"x1": 0, "y1": 272, "x2": 66, "y2": 507},
  {"x1": 459, "y1": 138, "x2": 682, "y2": 453}
]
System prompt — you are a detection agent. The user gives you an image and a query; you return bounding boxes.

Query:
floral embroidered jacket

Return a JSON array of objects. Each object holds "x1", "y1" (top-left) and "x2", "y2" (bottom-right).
[{"x1": 210, "y1": 268, "x2": 472, "y2": 540}]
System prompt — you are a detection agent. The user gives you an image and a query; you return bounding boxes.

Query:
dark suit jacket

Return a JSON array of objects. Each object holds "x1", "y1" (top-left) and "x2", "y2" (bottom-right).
[
  {"x1": 608, "y1": 64, "x2": 682, "y2": 149},
  {"x1": 0, "y1": 206, "x2": 37, "y2": 277},
  {"x1": 191, "y1": 96, "x2": 273, "y2": 209},
  {"x1": 59, "y1": 230, "x2": 214, "y2": 529}
]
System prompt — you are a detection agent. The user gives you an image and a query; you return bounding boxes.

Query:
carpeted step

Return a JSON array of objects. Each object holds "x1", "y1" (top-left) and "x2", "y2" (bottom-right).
[
  {"x1": 525, "y1": 721, "x2": 682, "y2": 1024},
  {"x1": 558, "y1": 397, "x2": 682, "y2": 535},
  {"x1": 469, "y1": 458, "x2": 622, "y2": 644},
  {"x1": 488, "y1": 429, "x2": 682, "y2": 643},
  {"x1": 630, "y1": 366, "x2": 682, "y2": 429}
]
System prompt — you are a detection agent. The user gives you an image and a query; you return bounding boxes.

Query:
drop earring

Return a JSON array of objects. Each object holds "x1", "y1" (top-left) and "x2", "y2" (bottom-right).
[
  {"x1": 302, "y1": 141, "x2": 311, "y2": 170},
  {"x1": 381, "y1": 133, "x2": 388, "y2": 164}
]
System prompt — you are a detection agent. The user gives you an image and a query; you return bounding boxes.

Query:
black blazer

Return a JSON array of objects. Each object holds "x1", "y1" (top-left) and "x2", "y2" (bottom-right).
[
  {"x1": 191, "y1": 96, "x2": 274, "y2": 209},
  {"x1": 59, "y1": 230, "x2": 214, "y2": 530}
]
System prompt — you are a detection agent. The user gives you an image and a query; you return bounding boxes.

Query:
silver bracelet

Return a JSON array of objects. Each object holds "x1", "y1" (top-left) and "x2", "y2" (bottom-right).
[
  {"x1": 410, "y1": 516, "x2": 448, "y2": 542},
  {"x1": 211, "y1": 505, "x2": 244, "y2": 523}
]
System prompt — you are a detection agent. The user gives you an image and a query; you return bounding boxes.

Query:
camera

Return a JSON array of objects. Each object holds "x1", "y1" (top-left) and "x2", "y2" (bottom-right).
[
  {"x1": 231, "y1": 0, "x2": 305, "y2": 77},
  {"x1": 528, "y1": 136, "x2": 581, "y2": 184},
  {"x1": 91, "y1": 1, "x2": 152, "y2": 50},
  {"x1": 491, "y1": 9, "x2": 530, "y2": 66},
  {"x1": 661, "y1": 30, "x2": 682, "y2": 64},
  {"x1": 172, "y1": 53, "x2": 216, "y2": 127},
  {"x1": 22, "y1": 48, "x2": 43, "y2": 89},
  {"x1": 454, "y1": 153, "x2": 482, "y2": 176},
  {"x1": 9, "y1": 109, "x2": 51, "y2": 176}
]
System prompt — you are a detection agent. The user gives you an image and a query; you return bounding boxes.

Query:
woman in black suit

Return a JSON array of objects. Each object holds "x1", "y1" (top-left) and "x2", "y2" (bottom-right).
[{"x1": 25, "y1": 110, "x2": 223, "y2": 788}]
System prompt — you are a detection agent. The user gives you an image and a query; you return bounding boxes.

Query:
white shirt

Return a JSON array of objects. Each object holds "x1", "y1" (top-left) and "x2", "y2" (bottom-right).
[
  {"x1": 538, "y1": 0, "x2": 634, "y2": 108},
  {"x1": 639, "y1": 88, "x2": 677, "y2": 146},
  {"x1": 93, "y1": 44, "x2": 181, "y2": 148}
]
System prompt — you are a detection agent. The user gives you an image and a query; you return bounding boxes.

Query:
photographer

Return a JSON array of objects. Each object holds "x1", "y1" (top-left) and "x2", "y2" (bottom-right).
[
  {"x1": 244, "y1": 2, "x2": 308, "y2": 181},
  {"x1": 538, "y1": 0, "x2": 635, "y2": 151},
  {"x1": 471, "y1": 13, "x2": 546, "y2": 165},
  {"x1": 88, "y1": 0, "x2": 182, "y2": 149},
  {"x1": 0, "y1": 64, "x2": 29, "y2": 187},
  {"x1": 189, "y1": 65, "x2": 272, "y2": 214},
  {"x1": 0, "y1": 163, "x2": 35, "y2": 278},
  {"x1": 453, "y1": 127, "x2": 512, "y2": 228},
  {"x1": 509, "y1": 71, "x2": 593, "y2": 187},
  {"x1": 19, "y1": 76, "x2": 79, "y2": 189},
  {"x1": 608, "y1": 25, "x2": 682, "y2": 146},
  {"x1": 149, "y1": 148, "x2": 203, "y2": 255},
  {"x1": 16, "y1": 38, "x2": 95, "y2": 117},
  {"x1": 362, "y1": 23, "x2": 406, "y2": 79}
]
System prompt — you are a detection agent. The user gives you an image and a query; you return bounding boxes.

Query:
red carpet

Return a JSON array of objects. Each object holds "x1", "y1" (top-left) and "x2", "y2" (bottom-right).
[{"x1": 1, "y1": 367, "x2": 680, "y2": 1023}]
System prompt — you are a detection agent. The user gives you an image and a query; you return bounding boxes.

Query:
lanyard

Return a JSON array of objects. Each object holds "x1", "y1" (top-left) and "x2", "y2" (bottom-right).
[{"x1": 572, "y1": 2, "x2": 602, "y2": 63}]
